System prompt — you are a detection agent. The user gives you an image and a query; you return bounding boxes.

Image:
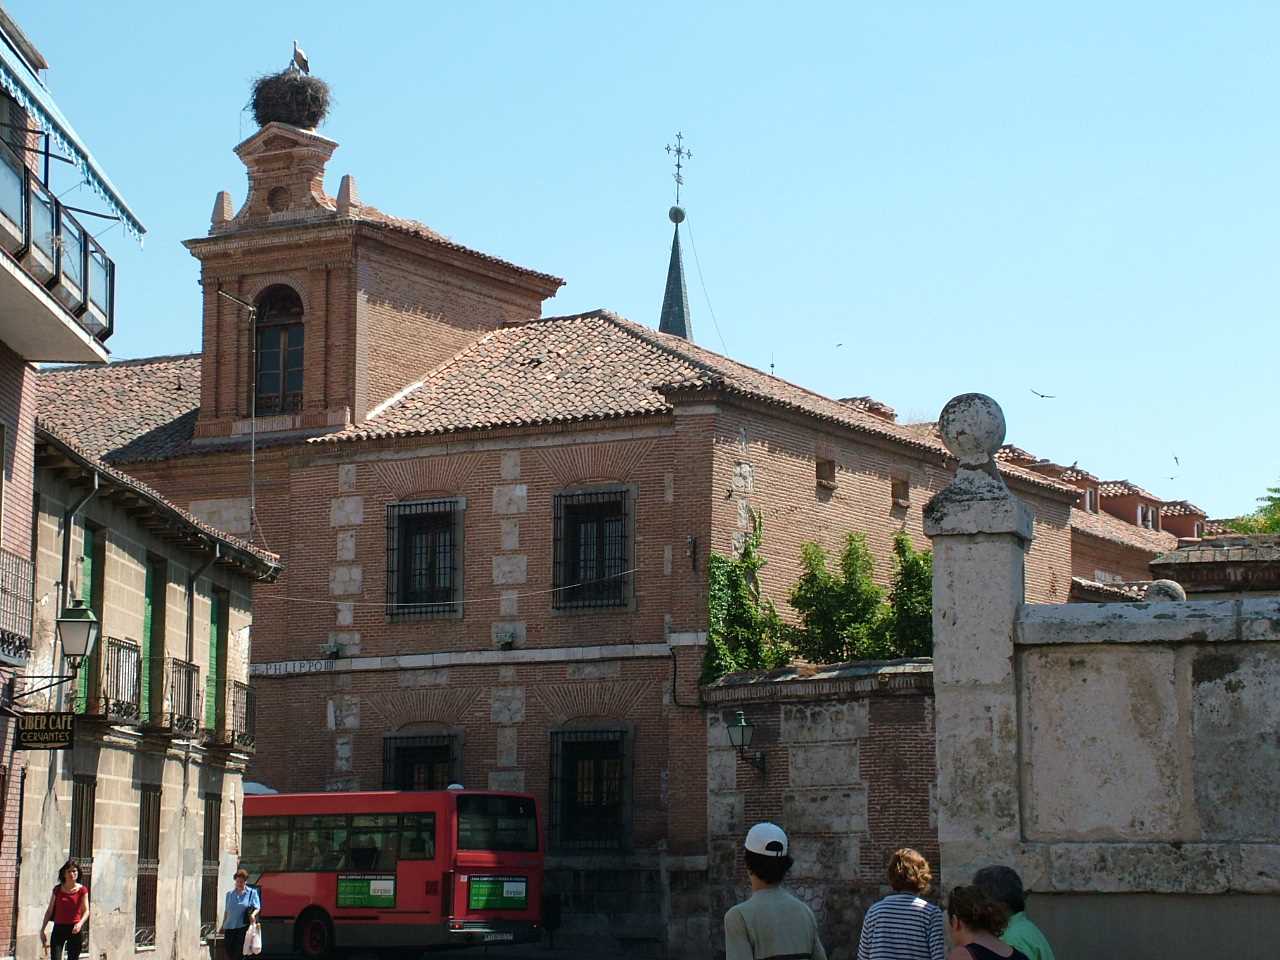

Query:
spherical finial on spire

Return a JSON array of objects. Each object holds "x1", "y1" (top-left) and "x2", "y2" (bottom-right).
[
  {"x1": 669, "y1": 205, "x2": 686, "y2": 224},
  {"x1": 938, "y1": 393, "x2": 1005, "y2": 466}
]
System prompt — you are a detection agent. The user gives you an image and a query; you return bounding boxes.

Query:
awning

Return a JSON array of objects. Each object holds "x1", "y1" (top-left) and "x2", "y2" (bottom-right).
[{"x1": 0, "y1": 28, "x2": 144, "y2": 242}]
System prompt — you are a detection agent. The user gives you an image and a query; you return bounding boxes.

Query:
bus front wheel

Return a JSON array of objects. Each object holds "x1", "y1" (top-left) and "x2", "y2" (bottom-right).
[{"x1": 295, "y1": 909, "x2": 334, "y2": 960}]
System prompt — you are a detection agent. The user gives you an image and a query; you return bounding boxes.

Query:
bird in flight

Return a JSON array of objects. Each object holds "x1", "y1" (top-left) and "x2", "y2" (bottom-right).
[
  {"x1": 1173, "y1": 454, "x2": 1180, "y2": 467},
  {"x1": 1030, "y1": 388, "x2": 1056, "y2": 399}
]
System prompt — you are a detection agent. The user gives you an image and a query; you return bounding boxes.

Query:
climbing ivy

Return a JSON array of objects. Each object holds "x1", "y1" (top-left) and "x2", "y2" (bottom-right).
[{"x1": 701, "y1": 510, "x2": 793, "y2": 683}]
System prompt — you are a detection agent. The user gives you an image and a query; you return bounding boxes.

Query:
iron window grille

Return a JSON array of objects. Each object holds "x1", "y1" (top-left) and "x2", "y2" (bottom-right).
[
  {"x1": 549, "y1": 729, "x2": 631, "y2": 851},
  {"x1": 386, "y1": 500, "x2": 461, "y2": 619},
  {"x1": 553, "y1": 490, "x2": 630, "y2": 610},
  {"x1": 135, "y1": 784, "x2": 161, "y2": 947},
  {"x1": 95, "y1": 637, "x2": 141, "y2": 722},
  {"x1": 200, "y1": 794, "x2": 222, "y2": 940},
  {"x1": 382, "y1": 734, "x2": 459, "y2": 790},
  {"x1": 69, "y1": 775, "x2": 95, "y2": 940}
]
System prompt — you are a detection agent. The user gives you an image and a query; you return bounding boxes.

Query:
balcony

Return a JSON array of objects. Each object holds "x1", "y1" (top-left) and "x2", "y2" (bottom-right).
[
  {"x1": 142, "y1": 657, "x2": 202, "y2": 737},
  {"x1": 202, "y1": 679, "x2": 255, "y2": 752},
  {"x1": 0, "y1": 137, "x2": 115, "y2": 362},
  {"x1": 77, "y1": 636, "x2": 142, "y2": 722},
  {"x1": 0, "y1": 547, "x2": 33, "y2": 666}
]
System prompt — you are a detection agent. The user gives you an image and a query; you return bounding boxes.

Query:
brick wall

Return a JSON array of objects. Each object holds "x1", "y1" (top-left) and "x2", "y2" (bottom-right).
[
  {"x1": 1071, "y1": 530, "x2": 1157, "y2": 583},
  {"x1": 702, "y1": 666, "x2": 937, "y2": 959}
]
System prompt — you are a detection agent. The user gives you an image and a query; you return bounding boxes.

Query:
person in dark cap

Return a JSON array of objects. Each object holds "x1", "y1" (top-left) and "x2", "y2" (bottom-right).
[
  {"x1": 971, "y1": 866, "x2": 1054, "y2": 960},
  {"x1": 724, "y1": 822, "x2": 827, "y2": 960}
]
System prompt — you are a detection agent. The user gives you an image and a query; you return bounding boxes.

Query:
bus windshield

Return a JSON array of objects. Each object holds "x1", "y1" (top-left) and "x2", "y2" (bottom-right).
[{"x1": 456, "y1": 795, "x2": 538, "y2": 852}]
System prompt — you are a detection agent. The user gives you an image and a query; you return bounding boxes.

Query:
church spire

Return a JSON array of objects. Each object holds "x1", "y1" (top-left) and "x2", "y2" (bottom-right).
[{"x1": 659, "y1": 133, "x2": 693, "y2": 341}]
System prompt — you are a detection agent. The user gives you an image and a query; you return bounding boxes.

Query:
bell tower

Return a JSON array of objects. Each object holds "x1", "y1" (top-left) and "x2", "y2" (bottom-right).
[{"x1": 185, "y1": 63, "x2": 562, "y2": 443}]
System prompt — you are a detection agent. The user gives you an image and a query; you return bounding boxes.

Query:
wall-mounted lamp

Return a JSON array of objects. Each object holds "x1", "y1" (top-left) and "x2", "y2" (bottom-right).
[
  {"x1": 15, "y1": 598, "x2": 100, "y2": 702},
  {"x1": 726, "y1": 709, "x2": 766, "y2": 776}
]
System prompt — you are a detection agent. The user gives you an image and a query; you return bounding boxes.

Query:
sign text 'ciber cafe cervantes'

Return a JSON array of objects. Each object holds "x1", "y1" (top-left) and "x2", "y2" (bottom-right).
[{"x1": 16, "y1": 712, "x2": 75, "y2": 751}]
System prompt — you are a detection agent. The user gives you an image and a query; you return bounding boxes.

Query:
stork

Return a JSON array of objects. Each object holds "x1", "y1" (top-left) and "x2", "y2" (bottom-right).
[{"x1": 292, "y1": 40, "x2": 310, "y2": 75}]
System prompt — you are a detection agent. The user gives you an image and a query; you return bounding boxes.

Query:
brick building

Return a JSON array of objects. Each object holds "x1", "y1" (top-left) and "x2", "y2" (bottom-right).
[
  {"x1": 0, "y1": 7, "x2": 143, "y2": 953},
  {"x1": 17, "y1": 427, "x2": 279, "y2": 959},
  {"x1": 31, "y1": 78, "x2": 1204, "y2": 954}
]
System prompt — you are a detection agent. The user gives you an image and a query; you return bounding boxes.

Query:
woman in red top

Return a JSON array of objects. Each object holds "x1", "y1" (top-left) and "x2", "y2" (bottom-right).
[{"x1": 39, "y1": 859, "x2": 90, "y2": 960}]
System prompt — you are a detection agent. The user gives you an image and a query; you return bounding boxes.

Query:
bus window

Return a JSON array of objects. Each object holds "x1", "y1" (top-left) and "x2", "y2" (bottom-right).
[
  {"x1": 399, "y1": 813, "x2": 436, "y2": 860},
  {"x1": 290, "y1": 815, "x2": 349, "y2": 871},
  {"x1": 348, "y1": 814, "x2": 398, "y2": 871},
  {"x1": 457, "y1": 795, "x2": 538, "y2": 852},
  {"x1": 242, "y1": 816, "x2": 290, "y2": 875}
]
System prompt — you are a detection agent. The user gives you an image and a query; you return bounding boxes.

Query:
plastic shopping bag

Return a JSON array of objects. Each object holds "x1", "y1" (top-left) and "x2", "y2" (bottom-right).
[{"x1": 244, "y1": 922, "x2": 262, "y2": 956}]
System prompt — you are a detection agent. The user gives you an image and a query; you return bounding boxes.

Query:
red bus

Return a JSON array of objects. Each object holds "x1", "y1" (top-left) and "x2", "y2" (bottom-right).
[{"x1": 241, "y1": 790, "x2": 542, "y2": 957}]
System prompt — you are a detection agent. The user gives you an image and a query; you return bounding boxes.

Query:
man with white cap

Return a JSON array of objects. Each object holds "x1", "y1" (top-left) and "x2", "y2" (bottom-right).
[{"x1": 724, "y1": 822, "x2": 828, "y2": 960}]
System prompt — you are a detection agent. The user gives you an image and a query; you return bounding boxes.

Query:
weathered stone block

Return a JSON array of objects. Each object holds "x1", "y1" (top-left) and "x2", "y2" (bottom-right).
[
  {"x1": 709, "y1": 793, "x2": 743, "y2": 837},
  {"x1": 398, "y1": 669, "x2": 449, "y2": 688},
  {"x1": 499, "y1": 590, "x2": 519, "y2": 617},
  {"x1": 330, "y1": 495, "x2": 364, "y2": 527},
  {"x1": 496, "y1": 726, "x2": 518, "y2": 767},
  {"x1": 335, "y1": 602, "x2": 354, "y2": 627},
  {"x1": 789, "y1": 743, "x2": 859, "y2": 787},
  {"x1": 334, "y1": 735, "x2": 353, "y2": 773},
  {"x1": 328, "y1": 631, "x2": 360, "y2": 656},
  {"x1": 731, "y1": 461, "x2": 754, "y2": 493},
  {"x1": 329, "y1": 565, "x2": 363, "y2": 596},
  {"x1": 781, "y1": 787, "x2": 868, "y2": 834},
  {"x1": 492, "y1": 555, "x2": 527, "y2": 585},
  {"x1": 707, "y1": 748, "x2": 737, "y2": 793},
  {"x1": 337, "y1": 464, "x2": 357, "y2": 492},
  {"x1": 327, "y1": 695, "x2": 359, "y2": 730},
  {"x1": 498, "y1": 665, "x2": 517, "y2": 682},
  {"x1": 1022, "y1": 647, "x2": 1183, "y2": 841},
  {"x1": 501, "y1": 518, "x2": 520, "y2": 550},
  {"x1": 489, "y1": 770, "x2": 524, "y2": 791},
  {"x1": 781, "y1": 702, "x2": 868, "y2": 743},
  {"x1": 491, "y1": 687, "x2": 525, "y2": 724},
  {"x1": 500, "y1": 451, "x2": 521, "y2": 480},
  {"x1": 788, "y1": 834, "x2": 860, "y2": 881},
  {"x1": 493, "y1": 483, "x2": 528, "y2": 515},
  {"x1": 664, "y1": 544, "x2": 673, "y2": 576},
  {"x1": 336, "y1": 530, "x2": 356, "y2": 562}
]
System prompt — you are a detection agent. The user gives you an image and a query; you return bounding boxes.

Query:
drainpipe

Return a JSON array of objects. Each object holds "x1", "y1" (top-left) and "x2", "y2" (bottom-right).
[
  {"x1": 186, "y1": 543, "x2": 218, "y2": 663},
  {"x1": 56, "y1": 473, "x2": 99, "y2": 714}
]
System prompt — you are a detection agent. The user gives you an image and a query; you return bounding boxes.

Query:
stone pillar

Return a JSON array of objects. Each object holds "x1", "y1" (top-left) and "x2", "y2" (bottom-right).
[{"x1": 923, "y1": 393, "x2": 1034, "y2": 889}]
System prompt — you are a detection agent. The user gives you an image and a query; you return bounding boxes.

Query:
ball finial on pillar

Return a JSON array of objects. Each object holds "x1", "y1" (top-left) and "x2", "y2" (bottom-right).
[{"x1": 939, "y1": 393, "x2": 1006, "y2": 467}]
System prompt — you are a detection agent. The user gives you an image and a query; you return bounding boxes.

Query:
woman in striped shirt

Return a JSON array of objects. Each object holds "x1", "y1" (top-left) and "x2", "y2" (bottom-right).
[{"x1": 856, "y1": 848, "x2": 946, "y2": 960}]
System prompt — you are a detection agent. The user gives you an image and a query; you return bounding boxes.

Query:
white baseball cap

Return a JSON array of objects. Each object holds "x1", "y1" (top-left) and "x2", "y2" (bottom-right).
[{"x1": 744, "y1": 822, "x2": 788, "y2": 857}]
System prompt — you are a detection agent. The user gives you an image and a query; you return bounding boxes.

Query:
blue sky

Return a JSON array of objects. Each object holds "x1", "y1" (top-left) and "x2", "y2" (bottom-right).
[{"x1": 15, "y1": 1, "x2": 1275, "y2": 518}]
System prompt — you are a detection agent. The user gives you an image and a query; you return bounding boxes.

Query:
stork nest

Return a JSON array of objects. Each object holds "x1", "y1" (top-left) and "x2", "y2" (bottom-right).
[{"x1": 250, "y1": 70, "x2": 331, "y2": 129}]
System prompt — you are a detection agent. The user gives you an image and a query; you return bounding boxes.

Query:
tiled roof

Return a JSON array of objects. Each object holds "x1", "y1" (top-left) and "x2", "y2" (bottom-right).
[
  {"x1": 38, "y1": 354, "x2": 201, "y2": 461},
  {"x1": 996, "y1": 444, "x2": 1038, "y2": 464},
  {"x1": 1160, "y1": 499, "x2": 1207, "y2": 518},
  {"x1": 1204, "y1": 518, "x2": 1236, "y2": 535},
  {"x1": 34, "y1": 311, "x2": 1075, "y2": 500},
  {"x1": 1152, "y1": 534, "x2": 1280, "y2": 566},
  {"x1": 1070, "y1": 507, "x2": 1178, "y2": 553},
  {"x1": 1070, "y1": 576, "x2": 1147, "y2": 602},
  {"x1": 36, "y1": 425, "x2": 281, "y2": 579},
  {"x1": 1100, "y1": 479, "x2": 1159, "y2": 500}
]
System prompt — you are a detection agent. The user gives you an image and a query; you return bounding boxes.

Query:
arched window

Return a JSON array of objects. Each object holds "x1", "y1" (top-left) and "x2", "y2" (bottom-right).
[{"x1": 253, "y1": 285, "x2": 304, "y2": 414}]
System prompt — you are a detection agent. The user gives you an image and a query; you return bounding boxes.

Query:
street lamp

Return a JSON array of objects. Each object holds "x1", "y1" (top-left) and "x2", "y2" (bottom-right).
[
  {"x1": 56, "y1": 598, "x2": 99, "y2": 672},
  {"x1": 726, "y1": 710, "x2": 767, "y2": 776}
]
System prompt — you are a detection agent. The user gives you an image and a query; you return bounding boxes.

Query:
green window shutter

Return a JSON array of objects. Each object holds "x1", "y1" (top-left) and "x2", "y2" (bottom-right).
[{"x1": 206, "y1": 591, "x2": 222, "y2": 729}]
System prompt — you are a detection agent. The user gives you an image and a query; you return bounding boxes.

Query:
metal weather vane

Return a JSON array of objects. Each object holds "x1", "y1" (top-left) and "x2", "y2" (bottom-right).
[{"x1": 665, "y1": 132, "x2": 692, "y2": 205}]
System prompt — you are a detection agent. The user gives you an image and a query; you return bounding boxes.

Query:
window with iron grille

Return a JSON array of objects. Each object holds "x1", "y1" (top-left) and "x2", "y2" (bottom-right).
[
  {"x1": 253, "y1": 285, "x2": 304, "y2": 416},
  {"x1": 135, "y1": 784, "x2": 161, "y2": 948},
  {"x1": 549, "y1": 729, "x2": 630, "y2": 850},
  {"x1": 386, "y1": 500, "x2": 462, "y2": 619},
  {"x1": 69, "y1": 776, "x2": 95, "y2": 941},
  {"x1": 199, "y1": 794, "x2": 221, "y2": 940},
  {"x1": 553, "y1": 490, "x2": 630, "y2": 610},
  {"x1": 383, "y1": 734, "x2": 459, "y2": 790}
]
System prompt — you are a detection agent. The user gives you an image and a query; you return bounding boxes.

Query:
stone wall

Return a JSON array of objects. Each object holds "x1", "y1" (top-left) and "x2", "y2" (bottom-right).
[
  {"x1": 700, "y1": 661, "x2": 936, "y2": 959},
  {"x1": 925, "y1": 392, "x2": 1280, "y2": 958}
]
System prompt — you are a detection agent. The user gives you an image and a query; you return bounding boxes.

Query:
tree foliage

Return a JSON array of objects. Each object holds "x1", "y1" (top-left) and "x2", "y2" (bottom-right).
[
  {"x1": 1228, "y1": 483, "x2": 1280, "y2": 534},
  {"x1": 788, "y1": 534, "x2": 884, "y2": 663},
  {"x1": 876, "y1": 532, "x2": 934, "y2": 658},
  {"x1": 701, "y1": 511, "x2": 793, "y2": 682}
]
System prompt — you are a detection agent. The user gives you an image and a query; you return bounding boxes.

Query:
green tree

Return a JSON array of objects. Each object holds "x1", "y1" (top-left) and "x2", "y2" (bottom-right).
[
  {"x1": 872, "y1": 532, "x2": 934, "y2": 658},
  {"x1": 788, "y1": 534, "x2": 885, "y2": 663},
  {"x1": 1228, "y1": 482, "x2": 1280, "y2": 534},
  {"x1": 701, "y1": 511, "x2": 793, "y2": 682}
]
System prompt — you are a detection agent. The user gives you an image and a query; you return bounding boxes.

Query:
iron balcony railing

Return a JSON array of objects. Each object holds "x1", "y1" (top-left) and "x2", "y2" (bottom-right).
[
  {"x1": 78, "y1": 636, "x2": 142, "y2": 722},
  {"x1": 203, "y1": 679, "x2": 256, "y2": 751},
  {"x1": 0, "y1": 134, "x2": 115, "y2": 343},
  {"x1": 0, "y1": 547, "x2": 33, "y2": 666},
  {"x1": 145, "y1": 657, "x2": 201, "y2": 736}
]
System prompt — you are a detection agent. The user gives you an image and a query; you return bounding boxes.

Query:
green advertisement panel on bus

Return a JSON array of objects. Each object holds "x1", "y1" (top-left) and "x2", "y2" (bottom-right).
[
  {"x1": 468, "y1": 876, "x2": 528, "y2": 911},
  {"x1": 337, "y1": 874, "x2": 396, "y2": 908}
]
